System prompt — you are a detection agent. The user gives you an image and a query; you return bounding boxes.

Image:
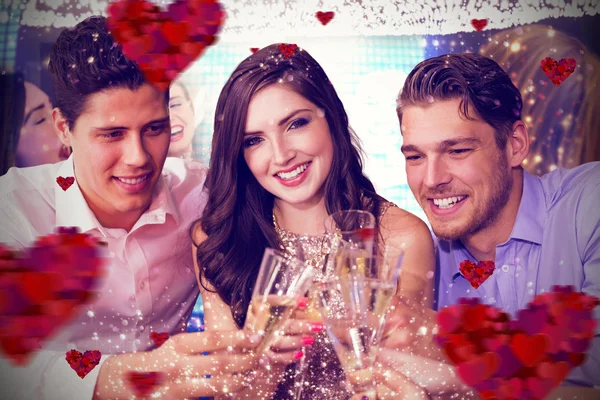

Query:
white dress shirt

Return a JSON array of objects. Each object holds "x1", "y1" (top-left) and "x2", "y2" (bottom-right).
[{"x1": 0, "y1": 156, "x2": 208, "y2": 399}]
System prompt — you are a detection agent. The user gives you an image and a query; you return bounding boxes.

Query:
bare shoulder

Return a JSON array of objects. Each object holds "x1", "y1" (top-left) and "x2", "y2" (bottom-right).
[
  {"x1": 379, "y1": 205, "x2": 432, "y2": 246},
  {"x1": 379, "y1": 204, "x2": 435, "y2": 305}
]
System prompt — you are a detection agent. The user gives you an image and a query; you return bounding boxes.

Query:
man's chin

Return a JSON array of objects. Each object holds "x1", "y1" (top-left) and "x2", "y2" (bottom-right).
[{"x1": 431, "y1": 224, "x2": 465, "y2": 241}]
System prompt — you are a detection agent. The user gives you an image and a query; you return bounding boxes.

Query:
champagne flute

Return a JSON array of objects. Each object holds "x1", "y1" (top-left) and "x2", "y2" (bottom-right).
[
  {"x1": 324, "y1": 210, "x2": 376, "y2": 249},
  {"x1": 314, "y1": 276, "x2": 377, "y2": 399},
  {"x1": 314, "y1": 251, "x2": 404, "y2": 399},
  {"x1": 243, "y1": 248, "x2": 315, "y2": 355},
  {"x1": 323, "y1": 210, "x2": 376, "y2": 279}
]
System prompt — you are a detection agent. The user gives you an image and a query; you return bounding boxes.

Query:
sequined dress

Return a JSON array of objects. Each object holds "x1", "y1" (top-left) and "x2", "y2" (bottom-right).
[{"x1": 272, "y1": 202, "x2": 397, "y2": 400}]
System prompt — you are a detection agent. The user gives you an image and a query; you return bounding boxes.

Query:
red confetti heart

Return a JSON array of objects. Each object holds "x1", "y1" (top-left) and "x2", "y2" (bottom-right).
[
  {"x1": 316, "y1": 11, "x2": 335, "y2": 26},
  {"x1": 126, "y1": 371, "x2": 165, "y2": 397},
  {"x1": 250, "y1": 47, "x2": 259, "y2": 54},
  {"x1": 471, "y1": 19, "x2": 488, "y2": 32},
  {"x1": 456, "y1": 352, "x2": 499, "y2": 386},
  {"x1": 65, "y1": 349, "x2": 102, "y2": 378},
  {"x1": 459, "y1": 260, "x2": 495, "y2": 289},
  {"x1": 106, "y1": 0, "x2": 225, "y2": 91},
  {"x1": 436, "y1": 286, "x2": 599, "y2": 400},
  {"x1": 510, "y1": 333, "x2": 549, "y2": 367},
  {"x1": 150, "y1": 331, "x2": 169, "y2": 347},
  {"x1": 540, "y1": 57, "x2": 577, "y2": 86},
  {"x1": 537, "y1": 361, "x2": 571, "y2": 386},
  {"x1": 279, "y1": 43, "x2": 298, "y2": 59},
  {"x1": 0, "y1": 228, "x2": 106, "y2": 365},
  {"x1": 56, "y1": 176, "x2": 75, "y2": 191}
]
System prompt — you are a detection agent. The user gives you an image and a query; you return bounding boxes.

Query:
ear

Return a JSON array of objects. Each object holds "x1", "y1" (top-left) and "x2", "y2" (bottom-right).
[
  {"x1": 52, "y1": 108, "x2": 71, "y2": 147},
  {"x1": 506, "y1": 120, "x2": 529, "y2": 168}
]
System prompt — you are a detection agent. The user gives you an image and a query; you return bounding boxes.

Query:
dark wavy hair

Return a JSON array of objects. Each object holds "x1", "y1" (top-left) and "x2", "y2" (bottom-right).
[
  {"x1": 1, "y1": 72, "x2": 25, "y2": 175},
  {"x1": 47, "y1": 16, "x2": 151, "y2": 130},
  {"x1": 397, "y1": 53, "x2": 523, "y2": 149},
  {"x1": 194, "y1": 44, "x2": 385, "y2": 328}
]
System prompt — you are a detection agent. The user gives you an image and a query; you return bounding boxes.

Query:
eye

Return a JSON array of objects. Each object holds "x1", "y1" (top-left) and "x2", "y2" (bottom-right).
[
  {"x1": 169, "y1": 103, "x2": 181, "y2": 109},
  {"x1": 101, "y1": 131, "x2": 124, "y2": 139},
  {"x1": 289, "y1": 117, "x2": 309, "y2": 130},
  {"x1": 34, "y1": 118, "x2": 46, "y2": 125},
  {"x1": 450, "y1": 149, "x2": 471, "y2": 155},
  {"x1": 405, "y1": 155, "x2": 422, "y2": 161},
  {"x1": 243, "y1": 136, "x2": 263, "y2": 148},
  {"x1": 145, "y1": 122, "x2": 168, "y2": 135}
]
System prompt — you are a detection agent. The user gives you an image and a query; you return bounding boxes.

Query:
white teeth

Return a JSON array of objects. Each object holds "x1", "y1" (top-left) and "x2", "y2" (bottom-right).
[
  {"x1": 117, "y1": 175, "x2": 148, "y2": 185},
  {"x1": 171, "y1": 127, "x2": 183, "y2": 135},
  {"x1": 433, "y1": 196, "x2": 465, "y2": 209},
  {"x1": 276, "y1": 162, "x2": 309, "y2": 180}
]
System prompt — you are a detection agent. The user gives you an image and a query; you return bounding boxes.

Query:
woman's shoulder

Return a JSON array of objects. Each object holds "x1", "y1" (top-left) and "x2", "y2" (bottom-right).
[{"x1": 378, "y1": 201, "x2": 432, "y2": 242}]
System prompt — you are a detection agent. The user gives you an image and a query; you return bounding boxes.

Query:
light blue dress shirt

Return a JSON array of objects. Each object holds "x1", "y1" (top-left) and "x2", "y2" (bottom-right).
[{"x1": 435, "y1": 162, "x2": 600, "y2": 387}]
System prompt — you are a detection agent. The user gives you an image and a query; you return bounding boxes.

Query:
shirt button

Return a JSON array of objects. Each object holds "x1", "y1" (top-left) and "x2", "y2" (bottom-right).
[
  {"x1": 502, "y1": 264, "x2": 510, "y2": 272},
  {"x1": 139, "y1": 280, "x2": 146, "y2": 290}
]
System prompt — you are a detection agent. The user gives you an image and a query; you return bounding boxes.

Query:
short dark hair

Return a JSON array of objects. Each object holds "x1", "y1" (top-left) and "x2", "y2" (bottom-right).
[
  {"x1": 397, "y1": 53, "x2": 523, "y2": 149},
  {"x1": 47, "y1": 16, "x2": 147, "y2": 130}
]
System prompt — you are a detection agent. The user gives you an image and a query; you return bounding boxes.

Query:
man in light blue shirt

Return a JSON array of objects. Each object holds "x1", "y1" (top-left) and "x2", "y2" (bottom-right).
[{"x1": 377, "y1": 53, "x2": 599, "y2": 397}]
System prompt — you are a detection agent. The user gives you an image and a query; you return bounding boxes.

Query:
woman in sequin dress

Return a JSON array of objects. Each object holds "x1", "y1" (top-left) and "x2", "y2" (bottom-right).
[{"x1": 190, "y1": 44, "x2": 436, "y2": 399}]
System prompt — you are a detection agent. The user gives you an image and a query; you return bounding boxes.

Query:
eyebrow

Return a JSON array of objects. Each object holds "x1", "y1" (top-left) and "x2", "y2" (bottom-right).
[
  {"x1": 401, "y1": 137, "x2": 481, "y2": 154},
  {"x1": 93, "y1": 117, "x2": 170, "y2": 132},
  {"x1": 245, "y1": 108, "x2": 311, "y2": 136},
  {"x1": 23, "y1": 103, "x2": 45, "y2": 125}
]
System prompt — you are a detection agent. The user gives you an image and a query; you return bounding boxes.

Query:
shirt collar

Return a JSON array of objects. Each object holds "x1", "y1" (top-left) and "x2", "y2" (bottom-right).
[
  {"x1": 508, "y1": 170, "x2": 545, "y2": 245},
  {"x1": 132, "y1": 173, "x2": 180, "y2": 230},
  {"x1": 55, "y1": 156, "x2": 180, "y2": 237},
  {"x1": 55, "y1": 155, "x2": 103, "y2": 235},
  {"x1": 445, "y1": 170, "x2": 545, "y2": 281}
]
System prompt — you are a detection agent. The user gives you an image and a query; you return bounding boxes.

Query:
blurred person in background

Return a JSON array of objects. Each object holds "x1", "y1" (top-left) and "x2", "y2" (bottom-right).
[
  {"x1": 480, "y1": 24, "x2": 600, "y2": 175},
  {"x1": 168, "y1": 80, "x2": 196, "y2": 161},
  {"x1": 1, "y1": 71, "x2": 69, "y2": 176}
]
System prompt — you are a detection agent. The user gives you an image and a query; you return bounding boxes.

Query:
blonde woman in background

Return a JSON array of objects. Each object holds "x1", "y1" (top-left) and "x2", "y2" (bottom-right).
[
  {"x1": 480, "y1": 24, "x2": 600, "y2": 175},
  {"x1": 168, "y1": 80, "x2": 196, "y2": 160}
]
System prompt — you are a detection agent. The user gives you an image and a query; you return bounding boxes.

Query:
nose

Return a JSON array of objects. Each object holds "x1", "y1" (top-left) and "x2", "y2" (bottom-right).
[
  {"x1": 271, "y1": 135, "x2": 295, "y2": 166},
  {"x1": 123, "y1": 133, "x2": 151, "y2": 167},
  {"x1": 423, "y1": 156, "x2": 451, "y2": 189}
]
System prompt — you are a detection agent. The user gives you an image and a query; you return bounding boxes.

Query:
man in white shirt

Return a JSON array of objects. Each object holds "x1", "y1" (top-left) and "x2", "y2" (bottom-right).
[{"x1": 0, "y1": 16, "x2": 258, "y2": 399}]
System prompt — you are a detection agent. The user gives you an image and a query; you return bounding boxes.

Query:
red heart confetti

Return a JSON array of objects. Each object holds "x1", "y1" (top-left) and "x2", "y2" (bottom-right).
[
  {"x1": 250, "y1": 47, "x2": 259, "y2": 54},
  {"x1": 436, "y1": 286, "x2": 599, "y2": 400},
  {"x1": 316, "y1": 11, "x2": 335, "y2": 26},
  {"x1": 0, "y1": 228, "x2": 106, "y2": 365},
  {"x1": 459, "y1": 260, "x2": 495, "y2": 289},
  {"x1": 150, "y1": 331, "x2": 169, "y2": 347},
  {"x1": 65, "y1": 349, "x2": 102, "y2": 378},
  {"x1": 106, "y1": 0, "x2": 226, "y2": 91},
  {"x1": 56, "y1": 176, "x2": 75, "y2": 191},
  {"x1": 279, "y1": 43, "x2": 298, "y2": 59},
  {"x1": 126, "y1": 371, "x2": 165, "y2": 397},
  {"x1": 471, "y1": 19, "x2": 488, "y2": 32},
  {"x1": 540, "y1": 57, "x2": 577, "y2": 87}
]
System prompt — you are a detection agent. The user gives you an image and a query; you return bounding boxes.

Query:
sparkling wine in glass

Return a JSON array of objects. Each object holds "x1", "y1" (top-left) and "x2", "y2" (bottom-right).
[
  {"x1": 314, "y1": 276, "x2": 377, "y2": 398},
  {"x1": 243, "y1": 248, "x2": 315, "y2": 355}
]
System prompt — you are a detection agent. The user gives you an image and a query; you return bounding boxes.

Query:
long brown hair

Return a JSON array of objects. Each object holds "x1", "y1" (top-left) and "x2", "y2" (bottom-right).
[
  {"x1": 1, "y1": 72, "x2": 25, "y2": 176},
  {"x1": 194, "y1": 44, "x2": 384, "y2": 328}
]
